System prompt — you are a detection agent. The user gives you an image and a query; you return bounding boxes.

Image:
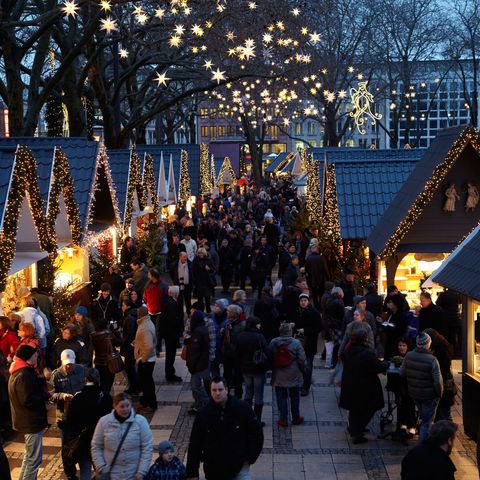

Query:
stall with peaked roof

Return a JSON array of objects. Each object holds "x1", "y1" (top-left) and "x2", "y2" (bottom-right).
[
  {"x1": 367, "y1": 126, "x2": 480, "y2": 298},
  {"x1": 216, "y1": 156, "x2": 237, "y2": 191},
  {"x1": 265, "y1": 152, "x2": 293, "y2": 175},
  {"x1": 279, "y1": 150, "x2": 304, "y2": 177},
  {"x1": 431, "y1": 223, "x2": 480, "y2": 440}
]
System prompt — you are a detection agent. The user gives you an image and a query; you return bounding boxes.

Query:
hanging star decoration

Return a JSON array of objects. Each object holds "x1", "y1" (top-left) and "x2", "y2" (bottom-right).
[
  {"x1": 349, "y1": 81, "x2": 382, "y2": 134},
  {"x1": 155, "y1": 71, "x2": 170, "y2": 86},
  {"x1": 211, "y1": 68, "x2": 226, "y2": 83},
  {"x1": 100, "y1": 16, "x2": 117, "y2": 34},
  {"x1": 62, "y1": 0, "x2": 79, "y2": 17}
]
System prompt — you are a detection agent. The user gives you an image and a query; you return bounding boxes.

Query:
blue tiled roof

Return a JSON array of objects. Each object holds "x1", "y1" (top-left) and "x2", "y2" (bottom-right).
[
  {"x1": 213, "y1": 157, "x2": 224, "y2": 180},
  {"x1": 367, "y1": 126, "x2": 470, "y2": 254},
  {"x1": 108, "y1": 149, "x2": 131, "y2": 223},
  {"x1": 135, "y1": 144, "x2": 200, "y2": 196},
  {"x1": 432, "y1": 223, "x2": 480, "y2": 301},
  {"x1": 0, "y1": 138, "x2": 99, "y2": 232},
  {"x1": 265, "y1": 153, "x2": 281, "y2": 173},
  {"x1": 0, "y1": 147, "x2": 17, "y2": 231}
]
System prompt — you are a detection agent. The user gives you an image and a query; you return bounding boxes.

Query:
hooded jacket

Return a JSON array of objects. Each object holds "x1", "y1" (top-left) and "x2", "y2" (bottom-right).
[{"x1": 8, "y1": 357, "x2": 48, "y2": 433}]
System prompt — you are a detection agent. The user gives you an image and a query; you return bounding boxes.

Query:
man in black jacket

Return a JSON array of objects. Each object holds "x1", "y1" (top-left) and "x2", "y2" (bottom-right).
[
  {"x1": 170, "y1": 251, "x2": 193, "y2": 315},
  {"x1": 186, "y1": 376, "x2": 263, "y2": 480},
  {"x1": 401, "y1": 420, "x2": 457, "y2": 480},
  {"x1": 305, "y1": 245, "x2": 329, "y2": 309},
  {"x1": 8, "y1": 345, "x2": 48, "y2": 480},
  {"x1": 419, "y1": 292, "x2": 448, "y2": 337}
]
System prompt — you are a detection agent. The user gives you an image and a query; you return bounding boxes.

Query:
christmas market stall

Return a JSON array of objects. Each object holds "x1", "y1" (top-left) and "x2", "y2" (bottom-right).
[
  {"x1": 278, "y1": 150, "x2": 304, "y2": 178},
  {"x1": 320, "y1": 147, "x2": 423, "y2": 276},
  {"x1": 216, "y1": 156, "x2": 237, "y2": 192},
  {"x1": 367, "y1": 125, "x2": 480, "y2": 303},
  {"x1": 264, "y1": 151, "x2": 293, "y2": 176},
  {"x1": 431, "y1": 223, "x2": 480, "y2": 440}
]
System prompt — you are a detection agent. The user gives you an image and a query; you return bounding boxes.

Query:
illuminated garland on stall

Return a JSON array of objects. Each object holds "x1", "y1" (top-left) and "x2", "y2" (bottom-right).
[
  {"x1": 0, "y1": 147, "x2": 56, "y2": 290},
  {"x1": 305, "y1": 153, "x2": 321, "y2": 224},
  {"x1": 210, "y1": 153, "x2": 216, "y2": 189},
  {"x1": 84, "y1": 144, "x2": 121, "y2": 242},
  {"x1": 300, "y1": 148, "x2": 307, "y2": 175},
  {"x1": 199, "y1": 143, "x2": 211, "y2": 195},
  {"x1": 322, "y1": 163, "x2": 342, "y2": 248},
  {"x1": 217, "y1": 156, "x2": 237, "y2": 186},
  {"x1": 239, "y1": 148, "x2": 247, "y2": 177},
  {"x1": 48, "y1": 148, "x2": 82, "y2": 245},
  {"x1": 123, "y1": 150, "x2": 144, "y2": 235},
  {"x1": 142, "y1": 153, "x2": 160, "y2": 219},
  {"x1": 178, "y1": 149, "x2": 191, "y2": 204},
  {"x1": 379, "y1": 126, "x2": 480, "y2": 259}
]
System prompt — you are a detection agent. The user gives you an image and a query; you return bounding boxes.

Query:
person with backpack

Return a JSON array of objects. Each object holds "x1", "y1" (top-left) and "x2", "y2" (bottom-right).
[
  {"x1": 269, "y1": 322, "x2": 306, "y2": 427},
  {"x1": 222, "y1": 305, "x2": 246, "y2": 398},
  {"x1": 236, "y1": 317, "x2": 269, "y2": 426}
]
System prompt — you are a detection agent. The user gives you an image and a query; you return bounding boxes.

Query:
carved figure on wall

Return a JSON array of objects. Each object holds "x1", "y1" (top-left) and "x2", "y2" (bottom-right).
[
  {"x1": 443, "y1": 183, "x2": 460, "y2": 212},
  {"x1": 465, "y1": 181, "x2": 479, "y2": 212}
]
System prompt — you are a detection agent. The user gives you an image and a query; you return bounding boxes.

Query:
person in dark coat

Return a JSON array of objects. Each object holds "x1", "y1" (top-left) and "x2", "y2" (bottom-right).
[
  {"x1": 236, "y1": 317, "x2": 269, "y2": 425},
  {"x1": 218, "y1": 238, "x2": 236, "y2": 295},
  {"x1": 91, "y1": 283, "x2": 121, "y2": 331},
  {"x1": 304, "y1": 245, "x2": 329, "y2": 309},
  {"x1": 254, "y1": 287, "x2": 281, "y2": 343},
  {"x1": 323, "y1": 287, "x2": 345, "y2": 369},
  {"x1": 167, "y1": 233, "x2": 187, "y2": 267},
  {"x1": 65, "y1": 368, "x2": 113, "y2": 478},
  {"x1": 170, "y1": 251, "x2": 193, "y2": 315},
  {"x1": 401, "y1": 420, "x2": 457, "y2": 480},
  {"x1": 435, "y1": 288, "x2": 461, "y2": 355},
  {"x1": 337, "y1": 269, "x2": 356, "y2": 307},
  {"x1": 293, "y1": 293, "x2": 322, "y2": 396},
  {"x1": 383, "y1": 293, "x2": 409, "y2": 359},
  {"x1": 186, "y1": 376, "x2": 264, "y2": 480},
  {"x1": 185, "y1": 311, "x2": 210, "y2": 413},
  {"x1": 8, "y1": 345, "x2": 49, "y2": 480},
  {"x1": 281, "y1": 276, "x2": 309, "y2": 322},
  {"x1": 282, "y1": 255, "x2": 300, "y2": 290},
  {"x1": 419, "y1": 292, "x2": 448, "y2": 337},
  {"x1": 239, "y1": 238, "x2": 253, "y2": 290},
  {"x1": 339, "y1": 322, "x2": 388, "y2": 444},
  {"x1": 424, "y1": 328, "x2": 455, "y2": 422},
  {"x1": 363, "y1": 283, "x2": 383, "y2": 318},
  {"x1": 53, "y1": 323, "x2": 87, "y2": 367},
  {"x1": 192, "y1": 248, "x2": 215, "y2": 313},
  {"x1": 120, "y1": 299, "x2": 138, "y2": 393},
  {"x1": 251, "y1": 237, "x2": 275, "y2": 297},
  {"x1": 159, "y1": 286, "x2": 184, "y2": 382},
  {"x1": 120, "y1": 236, "x2": 137, "y2": 272},
  {"x1": 101, "y1": 265, "x2": 125, "y2": 302}
]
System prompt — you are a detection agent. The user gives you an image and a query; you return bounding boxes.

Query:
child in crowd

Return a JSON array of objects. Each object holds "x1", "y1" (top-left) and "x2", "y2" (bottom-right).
[{"x1": 145, "y1": 440, "x2": 186, "y2": 480}]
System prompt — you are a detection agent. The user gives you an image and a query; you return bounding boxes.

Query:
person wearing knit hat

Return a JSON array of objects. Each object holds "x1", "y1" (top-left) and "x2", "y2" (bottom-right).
[
  {"x1": 269, "y1": 321, "x2": 307, "y2": 427},
  {"x1": 75, "y1": 306, "x2": 88, "y2": 317},
  {"x1": 8, "y1": 343, "x2": 47, "y2": 480},
  {"x1": 400, "y1": 331, "x2": 443, "y2": 443}
]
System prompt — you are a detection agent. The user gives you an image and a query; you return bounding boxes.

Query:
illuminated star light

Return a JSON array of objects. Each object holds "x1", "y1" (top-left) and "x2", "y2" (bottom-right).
[
  {"x1": 291, "y1": 8, "x2": 300, "y2": 16},
  {"x1": 203, "y1": 59, "x2": 213, "y2": 70},
  {"x1": 310, "y1": 32, "x2": 321, "y2": 43},
  {"x1": 100, "y1": 16, "x2": 117, "y2": 33},
  {"x1": 155, "y1": 8, "x2": 165, "y2": 18},
  {"x1": 62, "y1": 0, "x2": 79, "y2": 17},
  {"x1": 169, "y1": 35, "x2": 182, "y2": 47},
  {"x1": 137, "y1": 13, "x2": 148, "y2": 24},
  {"x1": 174, "y1": 24, "x2": 185, "y2": 35},
  {"x1": 248, "y1": 2, "x2": 257, "y2": 9},
  {"x1": 211, "y1": 68, "x2": 226, "y2": 83},
  {"x1": 283, "y1": 118, "x2": 290, "y2": 126},
  {"x1": 99, "y1": 0, "x2": 111, "y2": 12},
  {"x1": 192, "y1": 24, "x2": 204, "y2": 36},
  {"x1": 119, "y1": 48, "x2": 128, "y2": 58},
  {"x1": 132, "y1": 5, "x2": 143, "y2": 15},
  {"x1": 263, "y1": 33, "x2": 273, "y2": 44},
  {"x1": 226, "y1": 31, "x2": 235, "y2": 41},
  {"x1": 155, "y1": 71, "x2": 170, "y2": 87}
]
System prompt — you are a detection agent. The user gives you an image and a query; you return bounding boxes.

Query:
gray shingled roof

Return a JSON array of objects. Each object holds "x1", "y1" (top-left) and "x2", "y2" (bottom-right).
[
  {"x1": 135, "y1": 145, "x2": 200, "y2": 196},
  {"x1": 0, "y1": 138, "x2": 99, "y2": 232},
  {"x1": 366, "y1": 126, "x2": 470, "y2": 254},
  {"x1": 328, "y1": 149, "x2": 424, "y2": 239},
  {"x1": 431, "y1": 223, "x2": 480, "y2": 301}
]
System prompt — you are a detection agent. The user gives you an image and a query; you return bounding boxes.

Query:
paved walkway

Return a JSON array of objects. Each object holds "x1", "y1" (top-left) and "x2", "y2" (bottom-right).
[{"x1": 6, "y1": 353, "x2": 478, "y2": 479}]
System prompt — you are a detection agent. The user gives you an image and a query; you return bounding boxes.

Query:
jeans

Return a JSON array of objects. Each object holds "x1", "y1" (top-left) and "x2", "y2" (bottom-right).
[
  {"x1": 233, "y1": 463, "x2": 251, "y2": 480},
  {"x1": 243, "y1": 373, "x2": 266, "y2": 406},
  {"x1": 191, "y1": 368, "x2": 210, "y2": 409},
  {"x1": 78, "y1": 457, "x2": 92, "y2": 480},
  {"x1": 302, "y1": 353, "x2": 314, "y2": 391},
  {"x1": 415, "y1": 397, "x2": 440, "y2": 443},
  {"x1": 275, "y1": 386, "x2": 300, "y2": 422},
  {"x1": 138, "y1": 360, "x2": 157, "y2": 408},
  {"x1": 325, "y1": 341, "x2": 335, "y2": 368},
  {"x1": 18, "y1": 431, "x2": 42, "y2": 480}
]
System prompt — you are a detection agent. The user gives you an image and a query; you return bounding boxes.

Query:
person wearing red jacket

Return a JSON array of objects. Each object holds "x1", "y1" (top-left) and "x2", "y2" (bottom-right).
[
  {"x1": 0, "y1": 316, "x2": 20, "y2": 363},
  {"x1": 143, "y1": 268, "x2": 168, "y2": 356}
]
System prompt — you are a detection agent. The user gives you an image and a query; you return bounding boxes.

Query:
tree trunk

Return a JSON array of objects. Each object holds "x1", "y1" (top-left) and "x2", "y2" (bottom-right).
[{"x1": 62, "y1": 68, "x2": 86, "y2": 137}]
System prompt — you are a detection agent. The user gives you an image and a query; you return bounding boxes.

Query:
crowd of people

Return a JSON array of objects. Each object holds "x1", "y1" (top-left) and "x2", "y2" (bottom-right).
[{"x1": 0, "y1": 178, "x2": 466, "y2": 480}]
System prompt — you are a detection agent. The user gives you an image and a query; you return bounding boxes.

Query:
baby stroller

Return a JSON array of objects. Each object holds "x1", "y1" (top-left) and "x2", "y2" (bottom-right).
[{"x1": 379, "y1": 368, "x2": 399, "y2": 434}]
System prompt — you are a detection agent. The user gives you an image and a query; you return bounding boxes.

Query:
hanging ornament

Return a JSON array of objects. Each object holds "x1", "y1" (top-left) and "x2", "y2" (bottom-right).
[{"x1": 349, "y1": 81, "x2": 382, "y2": 135}]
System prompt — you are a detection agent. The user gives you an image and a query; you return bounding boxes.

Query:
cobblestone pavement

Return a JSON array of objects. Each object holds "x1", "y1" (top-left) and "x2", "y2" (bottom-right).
[{"x1": 5, "y1": 292, "x2": 479, "y2": 479}]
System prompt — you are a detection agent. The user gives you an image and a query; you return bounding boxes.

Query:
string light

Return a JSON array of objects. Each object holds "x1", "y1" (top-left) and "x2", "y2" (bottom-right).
[
  {"x1": 123, "y1": 150, "x2": 144, "y2": 235},
  {"x1": 305, "y1": 153, "x2": 321, "y2": 224},
  {"x1": 217, "y1": 156, "x2": 237, "y2": 186},
  {"x1": 142, "y1": 153, "x2": 160, "y2": 219},
  {"x1": 322, "y1": 163, "x2": 342, "y2": 248},
  {"x1": 210, "y1": 153, "x2": 216, "y2": 189},
  {"x1": 199, "y1": 143, "x2": 211, "y2": 195},
  {"x1": 178, "y1": 149, "x2": 191, "y2": 204}
]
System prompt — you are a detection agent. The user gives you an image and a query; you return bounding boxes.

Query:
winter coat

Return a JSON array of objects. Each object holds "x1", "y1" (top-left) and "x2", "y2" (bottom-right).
[
  {"x1": 185, "y1": 325, "x2": 210, "y2": 374},
  {"x1": 365, "y1": 292, "x2": 383, "y2": 318},
  {"x1": 343, "y1": 308, "x2": 377, "y2": 336},
  {"x1": 192, "y1": 257, "x2": 215, "y2": 298},
  {"x1": 218, "y1": 246, "x2": 236, "y2": 275},
  {"x1": 238, "y1": 245, "x2": 253, "y2": 274},
  {"x1": 186, "y1": 395, "x2": 263, "y2": 480},
  {"x1": 436, "y1": 290, "x2": 461, "y2": 327},
  {"x1": 92, "y1": 295, "x2": 121, "y2": 329},
  {"x1": 304, "y1": 252, "x2": 329, "y2": 290},
  {"x1": 269, "y1": 336, "x2": 306, "y2": 388},
  {"x1": 158, "y1": 296, "x2": 184, "y2": 339},
  {"x1": 18, "y1": 307, "x2": 46, "y2": 348},
  {"x1": 120, "y1": 307, "x2": 137, "y2": 356},
  {"x1": 91, "y1": 410, "x2": 153, "y2": 479},
  {"x1": 282, "y1": 263, "x2": 299, "y2": 290},
  {"x1": 222, "y1": 318, "x2": 246, "y2": 359},
  {"x1": 211, "y1": 313, "x2": 227, "y2": 363},
  {"x1": 143, "y1": 280, "x2": 168, "y2": 315},
  {"x1": 399, "y1": 347, "x2": 443, "y2": 401},
  {"x1": 53, "y1": 336, "x2": 87, "y2": 367},
  {"x1": 293, "y1": 304, "x2": 322, "y2": 357},
  {"x1": 132, "y1": 264, "x2": 149, "y2": 296},
  {"x1": 51, "y1": 364, "x2": 86, "y2": 421},
  {"x1": 135, "y1": 315, "x2": 157, "y2": 363},
  {"x1": 91, "y1": 330, "x2": 119, "y2": 366},
  {"x1": 337, "y1": 279, "x2": 356, "y2": 307},
  {"x1": 339, "y1": 343, "x2": 388, "y2": 412},
  {"x1": 8, "y1": 358, "x2": 48, "y2": 433},
  {"x1": 324, "y1": 297, "x2": 345, "y2": 342},
  {"x1": 145, "y1": 456, "x2": 187, "y2": 480},
  {"x1": 419, "y1": 303, "x2": 448, "y2": 337},
  {"x1": 401, "y1": 441, "x2": 456, "y2": 480},
  {"x1": 170, "y1": 259, "x2": 193, "y2": 287},
  {"x1": 281, "y1": 285, "x2": 303, "y2": 321},
  {"x1": 338, "y1": 321, "x2": 375, "y2": 357},
  {"x1": 254, "y1": 295, "x2": 281, "y2": 343},
  {"x1": 236, "y1": 327, "x2": 269, "y2": 374},
  {"x1": 0, "y1": 328, "x2": 20, "y2": 362},
  {"x1": 384, "y1": 310, "x2": 408, "y2": 359}
]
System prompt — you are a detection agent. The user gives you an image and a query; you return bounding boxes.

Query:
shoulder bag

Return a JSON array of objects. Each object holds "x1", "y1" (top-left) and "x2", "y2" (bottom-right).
[
  {"x1": 93, "y1": 418, "x2": 133, "y2": 480},
  {"x1": 107, "y1": 335, "x2": 125, "y2": 375}
]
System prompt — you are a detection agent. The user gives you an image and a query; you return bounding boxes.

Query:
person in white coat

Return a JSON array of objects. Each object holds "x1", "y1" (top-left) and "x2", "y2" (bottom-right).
[
  {"x1": 17, "y1": 298, "x2": 47, "y2": 349},
  {"x1": 91, "y1": 392, "x2": 153, "y2": 480}
]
